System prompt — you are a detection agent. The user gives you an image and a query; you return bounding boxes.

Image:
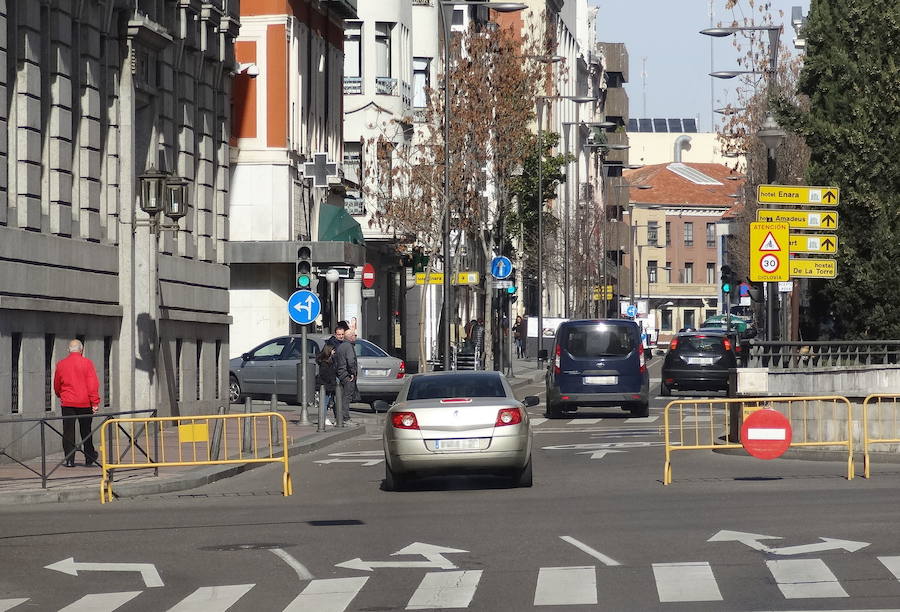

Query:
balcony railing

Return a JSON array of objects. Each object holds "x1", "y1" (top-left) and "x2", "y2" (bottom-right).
[
  {"x1": 413, "y1": 108, "x2": 428, "y2": 123},
  {"x1": 412, "y1": 0, "x2": 431, "y2": 5},
  {"x1": 343, "y1": 76, "x2": 362, "y2": 95},
  {"x1": 345, "y1": 197, "x2": 365, "y2": 216},
  {"x1": 375, "y1": 77, "x2": 397, "y2": 96}
]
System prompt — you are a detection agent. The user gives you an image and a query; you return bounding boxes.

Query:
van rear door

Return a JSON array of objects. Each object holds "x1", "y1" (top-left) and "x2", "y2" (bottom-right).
[{"x1": 556, "y1": 323, "x2": 642, "y2": 393}]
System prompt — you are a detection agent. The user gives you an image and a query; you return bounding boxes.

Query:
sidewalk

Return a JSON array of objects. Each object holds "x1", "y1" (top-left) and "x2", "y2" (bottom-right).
[
  {"x1": 505, "y1": 355, "x2": 547, "y2": 389},
  {"x1": 0, "y1": 407, "x2": 365, "y2": 506}
]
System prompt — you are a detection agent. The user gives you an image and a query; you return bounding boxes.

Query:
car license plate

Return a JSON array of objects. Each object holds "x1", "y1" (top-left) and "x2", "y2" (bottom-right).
[
  {"x1": 687, "y1": 357, "x2": 715, "y2": 365},
  {"x1": 433, "y1": 439, "x2": 481, "y2": 450},
  {"x1": 584, "y1": 375, "x2": 617, "y2": 385},
  {"x1": 364, "y1": 369, "x2": 390, "y2": 377}
]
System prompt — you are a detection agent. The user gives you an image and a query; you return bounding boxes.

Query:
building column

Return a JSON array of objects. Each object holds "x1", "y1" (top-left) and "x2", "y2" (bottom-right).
[{"x1": 344, "y1": 266, "x2": 363, "y2": 336}]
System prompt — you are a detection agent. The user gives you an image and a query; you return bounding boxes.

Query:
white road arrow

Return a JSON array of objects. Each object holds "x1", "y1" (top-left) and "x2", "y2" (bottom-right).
[
  {"x1": 576, "y1": 449, "x2": 627, "y2": 460},
  {"x1": 708, "y1": 530, "x2": 869, "y2": 555},
  {"x1": 314, "y1": 458, "x2": 384, "y2": 466},
  {"x1": 45, "y1": 557, "x2": 164, "y2": 587},
  {"x1": 335, "y1": 542, "x2": 467, "y2": 572}
]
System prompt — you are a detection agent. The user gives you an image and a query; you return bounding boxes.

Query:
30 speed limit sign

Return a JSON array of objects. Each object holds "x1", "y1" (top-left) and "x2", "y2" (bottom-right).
[{"x1": 750, "y1": 222, "x2": 789, "y2": 282}]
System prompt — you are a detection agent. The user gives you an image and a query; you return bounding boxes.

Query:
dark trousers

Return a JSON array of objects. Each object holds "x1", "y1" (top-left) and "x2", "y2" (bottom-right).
[{"x1": 62, "y1": 406, "x2": 97, "y2": 463}]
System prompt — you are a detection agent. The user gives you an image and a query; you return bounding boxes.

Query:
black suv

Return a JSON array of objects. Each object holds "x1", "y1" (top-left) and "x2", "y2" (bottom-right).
[{"x1": 661, "y1": 331, "x2": 737, "y2": 396}]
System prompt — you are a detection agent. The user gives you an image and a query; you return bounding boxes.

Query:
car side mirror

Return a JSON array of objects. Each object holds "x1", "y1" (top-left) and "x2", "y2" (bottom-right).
[
  {"x1": 373, "y1": 400, "x2": 391, "y2": 412},
  {"x1": 522, "y1": 395, "x2": 539, "y2": 407},
  {"x1": 241, "y1": 352, "x2": 251, "y2": 362}
]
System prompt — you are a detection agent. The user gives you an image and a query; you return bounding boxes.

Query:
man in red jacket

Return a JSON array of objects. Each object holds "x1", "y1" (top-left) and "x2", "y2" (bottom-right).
[{"x1": 53, "y1": 339, "x2": 101, "y2": 467}]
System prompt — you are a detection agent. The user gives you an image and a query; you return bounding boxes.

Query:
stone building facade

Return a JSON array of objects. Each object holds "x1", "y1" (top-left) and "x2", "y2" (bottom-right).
[{"x1": 0, "y1": 0, "x2": 238, "y2": 457}]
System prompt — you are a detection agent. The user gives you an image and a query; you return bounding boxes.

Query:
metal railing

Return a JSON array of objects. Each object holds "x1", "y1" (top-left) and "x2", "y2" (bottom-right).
[
  {"x1": 663, "y1": 395, "x2": 854, "y2": 485},
  {"x1": 862, "y1": 394, "x2": 900, "y2": 478},
  {"x1": 343, "y1": 76, "x2": 362, "y2": 95},
  {"x1": 375, "y1": 77, "x2": 397, "y2": 95},
  {"x1": 747, "y1": 341, "x2": 900, "y2": 369},
  {"x1": 0, "y1": 409, "x2": 157, "y2": 488}
]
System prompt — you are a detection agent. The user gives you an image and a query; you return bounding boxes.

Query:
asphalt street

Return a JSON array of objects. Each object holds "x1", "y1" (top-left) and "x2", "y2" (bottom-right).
[{"x1": 5, "y1": 366, "x2": 900, "y2": 611}]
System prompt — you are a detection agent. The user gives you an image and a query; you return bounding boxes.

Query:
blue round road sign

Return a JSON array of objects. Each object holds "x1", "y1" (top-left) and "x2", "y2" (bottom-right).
[
  {"x1": 288, "y1": 290, "x2": 321, "y2": 325},
  {"x1": 490, "y1": 256, "x2": 512, "y2": 279},
  {"x1": 626, "y1": 304, "x2": 637, "y2": 318}
]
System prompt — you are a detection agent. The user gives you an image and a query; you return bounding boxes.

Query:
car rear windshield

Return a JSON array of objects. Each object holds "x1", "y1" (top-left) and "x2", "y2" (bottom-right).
[
  {"x1": 406, "y1": 374, "x2": 507, "y2": 400},
  {"x1": 678, "y1": 335, "x2": 729, "y2": 353},
  {"x1": 561, "y1": 324, "x2": 634, "y2": 358}
]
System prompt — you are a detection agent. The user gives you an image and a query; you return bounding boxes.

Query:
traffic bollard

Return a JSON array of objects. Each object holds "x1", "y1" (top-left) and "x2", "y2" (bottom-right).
[
  {"x1": 335, "y1": 385, "x2": 345, "y2": 428},
  {"x1": 210, "y1": 404, "x2": 227, "y2": 461},
  {"x1": 242, "y1": 397, "x2": 253, "y2": 453},
  {"x1": 317, "y1": 384, "x2": 328, "y2": 432}
]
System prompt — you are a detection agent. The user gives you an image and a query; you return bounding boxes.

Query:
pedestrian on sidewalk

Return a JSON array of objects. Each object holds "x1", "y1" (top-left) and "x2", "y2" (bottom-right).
[
  {"x1": 53, "y1": 339, "x2": 100, "y2": 467},
  {"x1": 315, "y1": 344, "x2": 338, "y2": 425},
  {"x1": 335, "y1": 329, "x2": 360, "y2": 423},
  {"x1": 325, "y1": 320, "x2": 349, "y2": 349},
  {"x1": 513, "y1": 315, "x2": 524, "y2": 358}
]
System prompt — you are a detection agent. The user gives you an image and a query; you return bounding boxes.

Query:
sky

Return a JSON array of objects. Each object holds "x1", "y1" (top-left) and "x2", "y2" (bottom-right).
[{"x1": 592, "y1": 0, "x2": 810, "y2": 132}]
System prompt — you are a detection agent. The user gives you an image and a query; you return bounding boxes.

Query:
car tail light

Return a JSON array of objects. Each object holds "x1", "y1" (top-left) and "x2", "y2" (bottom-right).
[
  {"x1": 397, "y1": 361, "x2": 405, "y2": 379},
  {"x1": 723, "y1": 338, "x2": 732, "y2": 351},
  {"x1": 495, "y1": 407, "x2": 522, "y2": 427},
  {"x1": 553, "y1": 344, "x2": 561, "y2": 374},
  {"x1": 391, "y1": 412, "x2": 419, "y2": 429},
  {"x1": 669, "y1": 338, "x2": 679, "y2": 350},
  {"x1": 638, "y1": 343, "x2": 647, "y2": 374}
]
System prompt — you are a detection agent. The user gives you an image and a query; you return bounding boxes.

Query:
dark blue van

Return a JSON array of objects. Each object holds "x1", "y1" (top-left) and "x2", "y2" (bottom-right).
[{"x1": 545, "y1": 319, "x2": 649, "y2": 418}]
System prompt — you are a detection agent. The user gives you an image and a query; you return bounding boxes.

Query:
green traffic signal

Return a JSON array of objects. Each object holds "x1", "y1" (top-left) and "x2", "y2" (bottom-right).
[
  {"x1": 297, "y1": 246, "x2": 313, "y2": 289},
  {"x1": 722, "y1": 282, "x2": 731, "y2": 293},
  {"x1": 507, "y1": 286, "x2": 516, "y2": 294}
]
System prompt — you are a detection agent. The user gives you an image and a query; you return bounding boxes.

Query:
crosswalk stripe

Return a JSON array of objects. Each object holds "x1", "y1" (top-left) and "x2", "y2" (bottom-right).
[
  {"x1": 406, "y1": 570, "x2": 483, "y2": 610},
  {"x1": 283, "y1": 577, "x2": 369, "y2": 612},
  {"x1": 0, "y1": 599, "x2": 28, "y2": 612},
  {"x1": 879, "y1": 555, "x2": 900, "y2": 580},
  {"x1": 530, "y1": 417, "x2": 548, "y2": 427},
  {"x1": 767, "y1": 559, "x2": 848, "y2": 599},
  {"x1": 167, "y1": 584, "x2": 255, "y2": 612},
  {"x1": 653, "y1": 562, "x2": 722, "y2": 602},
  {"x1": 570, "y1": 418, "x2": 603, "y2": 425},
  {"x1": 533, "y1": 566, "x2": 597, "y2": 606},
  {"x1": 625, "y1": 416, "x2": 659, "y2": 423},
  {"x1": 58, "y1": 591, "x2": 142, "y2": 612}
]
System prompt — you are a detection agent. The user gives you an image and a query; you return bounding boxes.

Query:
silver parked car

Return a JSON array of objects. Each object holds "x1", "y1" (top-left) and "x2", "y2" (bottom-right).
[
  {"x1": 229, "y1": 334, "x2": 405, "y2": 407},
  {"x1": 380, "y1": 371, "x2": 538, "y2": 490}
]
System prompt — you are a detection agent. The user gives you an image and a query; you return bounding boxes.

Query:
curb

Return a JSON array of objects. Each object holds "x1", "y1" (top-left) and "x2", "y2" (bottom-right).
[
  {"x1": 0, "y1": 425, "x2": 364, "y2": 506},
  {"x1": 510, "y1": 369, "x2": 545, "y2": 390}
]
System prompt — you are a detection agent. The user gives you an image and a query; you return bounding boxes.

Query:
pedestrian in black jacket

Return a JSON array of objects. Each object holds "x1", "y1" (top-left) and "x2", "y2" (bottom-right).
[
  {"x1": 325, "y1": 321, "x2": 350, "y2": 349},
  {"x1": 316, "y1": 345, "x2": 338, "y2": 425}
]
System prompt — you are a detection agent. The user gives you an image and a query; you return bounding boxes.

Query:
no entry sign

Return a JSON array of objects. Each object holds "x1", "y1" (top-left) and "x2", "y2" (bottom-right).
[
  {"x1": 741, "y1": 408, "x2": 792, "y2": 460},
  {"x1": 362, "y1": 263, "x2": 376, "y2": 289}
]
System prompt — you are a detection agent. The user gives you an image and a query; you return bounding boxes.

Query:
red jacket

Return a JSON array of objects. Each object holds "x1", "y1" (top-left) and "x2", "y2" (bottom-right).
[{"x1": 54, "y1": 353, "x2": 100, "y2": 408}]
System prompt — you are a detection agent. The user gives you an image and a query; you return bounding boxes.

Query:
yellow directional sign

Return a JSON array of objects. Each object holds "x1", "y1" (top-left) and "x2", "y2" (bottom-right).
[
  {"x1": 757, "y1": 185, "x2": 840, "y2": 206},
  {"x1": 788, "y1": 234, "x2": 838, "y2": 254},
  {"x1": 415, "y1": 271, "x2": 481, "y2": 285},
  {"x1": 790, "y1": 258, "x2": 837, "y2": 278},
  {"x1": 749, "y1": 222, "x2": 790, "y2": 282},
  {"x1": 592, "y1": 285, "x2": 614, "y2": 300},
  {"x1": 757, "y1": 209, "x2": 839, "y2": 230}
]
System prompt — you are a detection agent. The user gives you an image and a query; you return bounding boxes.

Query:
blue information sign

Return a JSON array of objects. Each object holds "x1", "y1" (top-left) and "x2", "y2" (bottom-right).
[
  {"x1": 288, "y1": 290, "x2": 321, "y2": 325},
  {"x1": 490, "y1": 256, "x2": 512, "y2": 279},
  {"x1": 626, "y1": 304, "x2": 638, "y2": 318}
]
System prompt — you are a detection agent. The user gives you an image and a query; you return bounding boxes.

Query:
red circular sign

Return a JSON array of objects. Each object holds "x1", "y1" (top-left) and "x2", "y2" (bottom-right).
[
  {"x1": 759, "y1": 253, "x2": 780, "y2": 274},
  {"x1": 741, "y1": 408, "x2": 792, "y2": 460},
  {"x1": 362, "y1": 263, "x2": 376, "y2": 289}
]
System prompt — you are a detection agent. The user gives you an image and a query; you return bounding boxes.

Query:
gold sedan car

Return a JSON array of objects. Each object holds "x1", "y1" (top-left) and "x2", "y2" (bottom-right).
[{"x1": 380, "y1": 371, "x2": 538, "y2": 490}]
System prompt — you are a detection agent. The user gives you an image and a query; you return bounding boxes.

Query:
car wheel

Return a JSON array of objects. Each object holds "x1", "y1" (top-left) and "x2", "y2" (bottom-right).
[
  {"x1": 515, "y1": 456, "x2": 533, "y2": 488},
  {"x1": 629, "y1": 402, "x2": 650, "y2": 418},
  {"x1": 660, "y1": 380, "x2": 671, "y2": 397},
  {"x1": 229, "y1": 376, "x2": 242, "y2": 404},
  {"x1": 545, "y1": 401, "x2": 563, "y2": 419},
  {"x1": 384, "y1": 462, "x2": 406, "y2": 491}
]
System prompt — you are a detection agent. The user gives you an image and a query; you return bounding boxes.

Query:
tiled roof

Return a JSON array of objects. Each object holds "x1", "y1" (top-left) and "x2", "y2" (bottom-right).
[{"x1": 622, "y1": 162, "x2": 745, "y2": 207}]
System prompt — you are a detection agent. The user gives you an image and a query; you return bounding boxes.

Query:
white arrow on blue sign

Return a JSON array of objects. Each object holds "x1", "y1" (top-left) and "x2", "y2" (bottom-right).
[
  {"x1": 490, "y1": 256, "x2": 512, "y2": 279},
  {"x1": 626, "y1": 305, "x2": 637, "y2": 318},
  {"x1": 288, "y1": 290, "x2": 321, "y2": 325}
]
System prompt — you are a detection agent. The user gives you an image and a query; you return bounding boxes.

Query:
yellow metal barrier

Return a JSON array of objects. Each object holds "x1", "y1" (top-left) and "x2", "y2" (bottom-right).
[
  {"x1": 99, "y1": 412, "x2": 292, "y2": 503},
  {"x1": 862, "y1": 394, "x2": 900, "y2": 478},
  {"x1": 663, "y1": 396, "x2": 854, "y2": 485}
]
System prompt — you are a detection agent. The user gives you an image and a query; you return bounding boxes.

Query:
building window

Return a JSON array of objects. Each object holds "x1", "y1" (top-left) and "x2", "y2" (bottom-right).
[
  {"x1": 706, "y1": 222, "x2": 716, "y2": 248},
  {"x1": 647, "y1": 221, "x2": 658, "y2": 246},
  {"x1": 11, "y1": 333, "x2": 21, "y2": 414},
  {"x1": 413, "y1": 57, "x2": 431, "y2": 108},
  {"x1": 175, "y1": 339, "x2": 183, "y2": 403},
  {"x1": 706, "y1": 262, "x2": 715, "y2": 284},
  {"x1": 665, "y1": 261, "x2": 672, "y2": 283},
  {"x1": 215, "y1": 340, "x2": 222, "y2": 400},
  {"x1": 196, "y1": 339, "x2": 202, "y2": 401},
  {"x1": 661, "y1": 310, "x2": 673, "y2": 331},
  {"x1": 103, "y1": 336, "x2": 112, "y2": 407},
  {"x1": 683, "y1": 262, "x2": 694, "y2": 283},
  {"x1": 684, "y1": 222, "x2": 693, "y2": 247},
  {"x1": 344, "y1": 22, "x2": 362, "y2": 78},
  {"x1": 375, "y1": 22, "x2": 392, "y2": 78},
  {"x1": 648, "y1": 260, "x2": 658, "y2": 284},
  {"x1": 44, "y1": 334, "x2": 54, "y2": 412},
  {"x1": 684, "y1": 309, "x2": 696, "y2": 329},
  {"x1": 705, "y1": 309, "x2": 718, "y2": 321},
  {"x1": 665, "y1": 222, "x2": 671, "y2": 246}
]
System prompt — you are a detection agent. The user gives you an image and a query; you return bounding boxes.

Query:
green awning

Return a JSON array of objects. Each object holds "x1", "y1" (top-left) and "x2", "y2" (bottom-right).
[{"x1": 318, "y1": 202, "x2": 364, "y2": 245}]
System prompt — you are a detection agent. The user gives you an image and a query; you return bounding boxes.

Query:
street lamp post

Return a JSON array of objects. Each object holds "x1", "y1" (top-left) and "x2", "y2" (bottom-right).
[{"x1": 438, "y1": 1, "x2": 526, "y2": 371}]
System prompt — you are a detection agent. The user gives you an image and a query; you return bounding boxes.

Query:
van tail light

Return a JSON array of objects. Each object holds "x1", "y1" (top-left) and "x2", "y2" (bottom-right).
[
  {"x1": 723, "y1": 338, "x2": 732, "y2": 351},
  {"x1": 638, "y1": 343, "x2": 647, "y2": 374},
  {"x1": 397, "y1": 361, "x2": 406, "y2": 378},
  {"x1": 553, "y1": 344, "x2": 561, "y2": 374},
  {"x1": 495, "y1": 407, "x2": 523, "y2": 427},
  {"x1": 391, "y1": 412, "x2": 419, "y2": 430},
  {"x1": 669, "y1": 338, "x2": 679, "y2": 350}
]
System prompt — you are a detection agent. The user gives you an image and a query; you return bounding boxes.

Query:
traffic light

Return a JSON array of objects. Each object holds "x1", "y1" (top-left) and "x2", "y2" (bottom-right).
[
  {"x1": 296, "y1": 246, "x2": 313, "y2": 288},
  {"x1": 721, "y1": 265, "x2": 736, "y2": 295}
]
